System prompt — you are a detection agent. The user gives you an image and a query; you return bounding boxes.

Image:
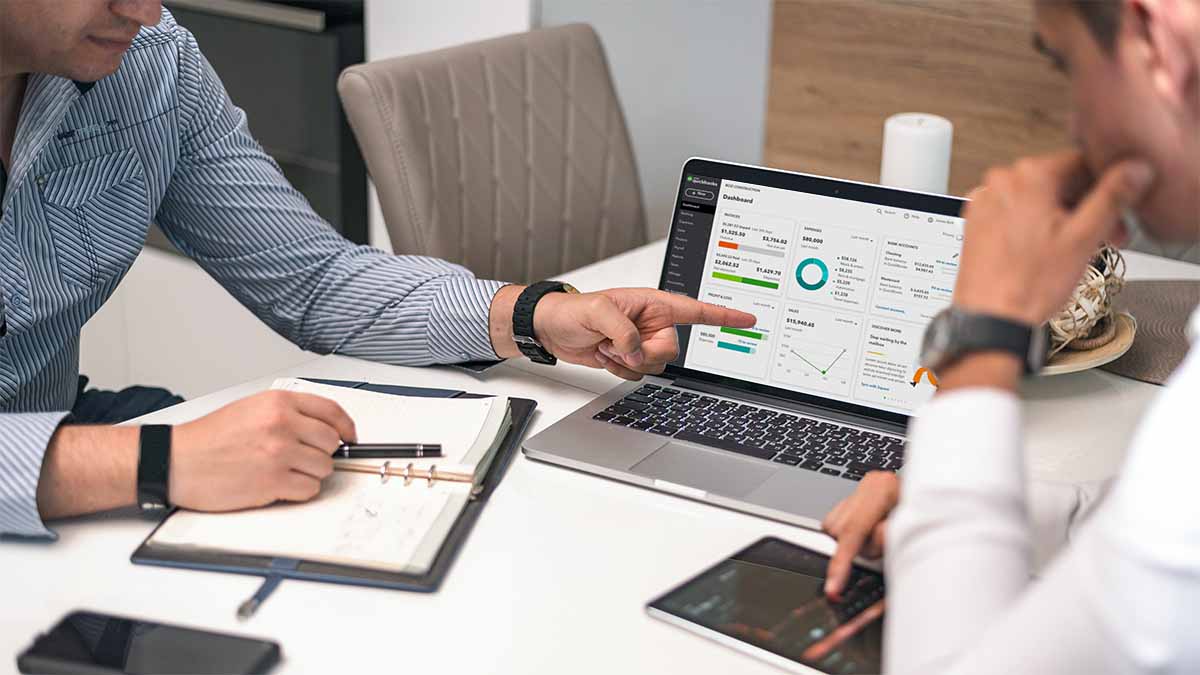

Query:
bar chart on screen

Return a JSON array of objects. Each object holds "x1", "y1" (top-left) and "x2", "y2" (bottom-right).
[
  {"x1": 686, "y1": 289, "x2": 781, "y2": 380},
  {"x1": 708, "y1": 210, "x2": 794, "y2": 295}
]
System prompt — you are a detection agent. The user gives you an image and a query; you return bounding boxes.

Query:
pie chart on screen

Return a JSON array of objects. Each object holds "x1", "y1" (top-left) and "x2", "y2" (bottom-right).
[{"x1": 795, "y1": 258, "x2": 828, "y2": 291}]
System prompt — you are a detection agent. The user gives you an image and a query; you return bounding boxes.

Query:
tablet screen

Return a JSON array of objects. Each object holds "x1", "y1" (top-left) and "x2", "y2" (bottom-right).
[{"x1": 648, "y1": 537, "x2": 883, "y2": 674}]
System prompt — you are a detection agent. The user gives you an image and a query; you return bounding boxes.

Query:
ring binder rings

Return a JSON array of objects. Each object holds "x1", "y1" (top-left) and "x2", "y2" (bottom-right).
[
  {"x1": 338, "y1": 460, "x2": 475, "y2": 487},
  {"x1": 130, "y1": 380, "x2": 536, "y2": 602}
]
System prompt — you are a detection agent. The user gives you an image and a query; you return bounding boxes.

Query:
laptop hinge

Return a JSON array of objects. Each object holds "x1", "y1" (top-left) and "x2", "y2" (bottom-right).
[{"x1": 670, "y1": 376, "x2": 907, "y2": 435}]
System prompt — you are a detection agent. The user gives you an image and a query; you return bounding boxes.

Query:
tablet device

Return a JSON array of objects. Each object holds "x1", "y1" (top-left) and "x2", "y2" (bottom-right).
[{"x1": 647, "y1": 537, "x2": 884, "y2": 674}]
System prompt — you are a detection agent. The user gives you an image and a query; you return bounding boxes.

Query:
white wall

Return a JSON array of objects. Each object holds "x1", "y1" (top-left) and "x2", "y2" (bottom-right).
[
  {"x1": 80, "y1": 248, "x2": 311, "y2": 399},
  {"x1": 363, "y1": 0, "x2": 533, "y2": 251},
  {"x1": 535, "y1": 0, "x2": 773, "y2": 237}
]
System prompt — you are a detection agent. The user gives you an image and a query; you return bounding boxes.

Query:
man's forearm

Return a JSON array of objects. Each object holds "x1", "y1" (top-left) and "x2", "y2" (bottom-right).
[{"x1": 36, "y1": 425, "x2": 139, "y2": 520}]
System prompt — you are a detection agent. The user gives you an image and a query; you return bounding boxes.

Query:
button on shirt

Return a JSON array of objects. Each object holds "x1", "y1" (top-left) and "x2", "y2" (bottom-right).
[
  {"x1": 0, "y1": 10, "x2": 505, "y2": 540},
  {"x1": 885, "y1": 306, "x2": 1200, "y2": 673}
]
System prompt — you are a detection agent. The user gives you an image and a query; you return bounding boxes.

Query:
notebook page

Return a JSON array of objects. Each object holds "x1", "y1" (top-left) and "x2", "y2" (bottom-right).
[
  {"x1": 148, "y1": 471, "x2": 470, "y2": 574},
  {"x1": 271, "y1": 378, "x2": 495, "y2": 472}
]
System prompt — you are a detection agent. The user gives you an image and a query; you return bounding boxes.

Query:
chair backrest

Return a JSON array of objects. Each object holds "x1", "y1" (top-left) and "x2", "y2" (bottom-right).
[{"x1": 338, "y1": 24, "x2": 647, "y2": 283}]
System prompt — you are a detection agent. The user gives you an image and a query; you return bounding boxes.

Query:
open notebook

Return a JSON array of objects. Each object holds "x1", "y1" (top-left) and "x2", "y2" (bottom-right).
[{"x1": 144, "y1": 379, "x2": 512, "y2": 575}]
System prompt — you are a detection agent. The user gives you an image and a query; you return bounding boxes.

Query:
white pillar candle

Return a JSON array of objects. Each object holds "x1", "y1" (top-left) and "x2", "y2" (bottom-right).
[{"x1": 879, "y1": 113, "x2": 953, "y2": 194}]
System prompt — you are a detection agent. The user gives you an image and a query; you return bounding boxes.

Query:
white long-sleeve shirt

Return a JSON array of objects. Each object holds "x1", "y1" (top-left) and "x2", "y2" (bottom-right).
[{"x1": 885, "y1": 306, "x2": 1200, "y2": 674}]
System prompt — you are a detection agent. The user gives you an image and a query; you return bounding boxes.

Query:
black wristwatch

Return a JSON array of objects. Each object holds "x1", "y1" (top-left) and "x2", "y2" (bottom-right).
[
  {"x1": 512, "y1": 280, "x2": 579, "y2": 365},
  {"x1": 920, "y1": 307, "x2": 1049, "y2": 375},
  {"x1": 137, "y1": 425, "x2": 172, "y2": 514}
]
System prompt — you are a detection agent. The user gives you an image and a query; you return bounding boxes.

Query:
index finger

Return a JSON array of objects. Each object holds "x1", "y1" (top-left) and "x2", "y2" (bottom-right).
[
  {"x1": 825, "y1": 531, "x2": 866, "y2": 601},
  {"x1": 288, "y1": 392, "x2": 358, "y2": 444},
  {"x1": 660, "y1": 294, "x2": 756, "y2": 328}
]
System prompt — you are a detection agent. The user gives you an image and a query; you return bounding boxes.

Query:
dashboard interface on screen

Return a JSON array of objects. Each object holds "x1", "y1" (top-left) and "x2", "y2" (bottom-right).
[{"x1": 663, "y1": 167, "x2": 965, "y2": 416}]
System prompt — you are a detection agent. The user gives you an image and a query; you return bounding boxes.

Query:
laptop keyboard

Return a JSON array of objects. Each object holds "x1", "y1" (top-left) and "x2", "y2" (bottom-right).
[{"x1": 592, "y1": 384, "x2": 905, "y2": 481}]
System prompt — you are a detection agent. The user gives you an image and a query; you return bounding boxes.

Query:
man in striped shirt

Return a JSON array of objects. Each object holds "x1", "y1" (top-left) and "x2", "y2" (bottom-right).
[{"x1": 0, "y1": 1, "x2": 755, "y2": 539}]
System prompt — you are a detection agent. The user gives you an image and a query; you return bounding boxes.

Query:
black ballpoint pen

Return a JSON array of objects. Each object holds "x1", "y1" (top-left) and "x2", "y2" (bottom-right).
[{"x1": 335, "y1": 443, "x2": 443, "y2": 459}]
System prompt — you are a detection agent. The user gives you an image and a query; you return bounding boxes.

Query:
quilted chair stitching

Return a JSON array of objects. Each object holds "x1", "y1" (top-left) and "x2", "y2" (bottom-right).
[
  {"x1": 559, "y1": 33, "x2": 574, "y2": 277},
  {"x1": 484, "y1": 54, "x2": 607, "y2": 206},
  {"x1": 468, "y1": 56, "x2": 544, "y2": 220},
  {"x1": 594, "y1": 71, "x2": 614, "y2": 259},
  {"x1": 524, "y1": 47, "x2": 610, "y2": 136},
  {"x1": 523, "y1": 45, "x2": 535, "y2": 283},
  {"x1": 412, "y1": 69, "x2": 440, "y2": 254},
  {"x1": 483, "y1": 53, "x2": 504, "y2": 279},
  {"x1": 344, "y1": 69, "x2": 426, "y2": 253},
  {"x1": 482, "y1": 53, "x2": 496, "y2": 277},
  {"x1": 440, "y1": 58, "x2": 519, "y2": 274},
  {"x1": 447, "y1": 60, "x2": 470, "y2": 265}
]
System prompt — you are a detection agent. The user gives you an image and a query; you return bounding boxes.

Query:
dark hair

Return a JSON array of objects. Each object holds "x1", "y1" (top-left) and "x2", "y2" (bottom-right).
[{"x1": 1068, "y1": 0, "x2": 1121, "y2": 51}]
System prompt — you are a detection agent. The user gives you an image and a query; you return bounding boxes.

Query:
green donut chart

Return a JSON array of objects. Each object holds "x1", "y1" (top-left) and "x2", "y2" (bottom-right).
[{"x1": 795, "y1": 257, "x2": 829, "y2": 291}]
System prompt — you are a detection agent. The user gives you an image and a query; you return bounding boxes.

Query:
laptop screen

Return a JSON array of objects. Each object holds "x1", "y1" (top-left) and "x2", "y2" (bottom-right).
[{"x1": 661, "y1": 159, "x2": 967, "y2": 422}]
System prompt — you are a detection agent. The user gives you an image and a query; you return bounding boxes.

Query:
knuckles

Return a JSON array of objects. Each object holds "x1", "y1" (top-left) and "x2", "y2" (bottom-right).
[{"x1": 587, "y1": 295, "x2": 615, "y2": 314}]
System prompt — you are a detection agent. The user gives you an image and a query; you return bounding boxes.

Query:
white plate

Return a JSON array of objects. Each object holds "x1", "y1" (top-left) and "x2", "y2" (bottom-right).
[{"x1": 1040, "y1": 312, "x2": 1137, "y2": 376}]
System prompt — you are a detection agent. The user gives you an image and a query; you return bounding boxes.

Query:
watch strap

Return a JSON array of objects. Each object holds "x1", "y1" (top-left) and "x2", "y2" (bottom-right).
[
  {"x1": 137, "y1": 425, "x2": 172, "y2": 513},
  {"x1": 513, "y1": 281, "x2": 573, "y2": 365},
  {"x1": 944, "y1": 310, "x2": 1046, "y2": 374}
]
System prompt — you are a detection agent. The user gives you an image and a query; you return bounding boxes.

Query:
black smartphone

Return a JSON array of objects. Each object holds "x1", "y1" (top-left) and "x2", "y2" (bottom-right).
[{"x1": 17, "y1": 610, "x2": 281, "y2": 675}]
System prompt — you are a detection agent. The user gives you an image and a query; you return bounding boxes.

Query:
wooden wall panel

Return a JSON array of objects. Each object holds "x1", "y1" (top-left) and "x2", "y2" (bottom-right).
[{"x1": 765, "y1": 0, "x2": 1071, "y2": 196}]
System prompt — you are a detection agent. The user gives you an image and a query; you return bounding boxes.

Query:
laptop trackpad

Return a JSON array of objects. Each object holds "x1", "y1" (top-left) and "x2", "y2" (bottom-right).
[{"x1": 631, "y1": 442, "x2": 775, "y2": 499}]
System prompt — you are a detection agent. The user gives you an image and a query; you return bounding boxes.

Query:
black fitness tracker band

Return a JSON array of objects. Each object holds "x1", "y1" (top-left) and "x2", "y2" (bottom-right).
[
  {"x1": 512, "y1": 281, "x2": 579, "y2": 365},
  {"x1": 137, "y1": 425, "x2": 172, "y2": 513}
]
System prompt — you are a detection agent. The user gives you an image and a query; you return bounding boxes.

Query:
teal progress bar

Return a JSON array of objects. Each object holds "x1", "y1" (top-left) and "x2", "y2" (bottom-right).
[{"x1": 717, "y1": 341, "x2": 754, "y2": 354}]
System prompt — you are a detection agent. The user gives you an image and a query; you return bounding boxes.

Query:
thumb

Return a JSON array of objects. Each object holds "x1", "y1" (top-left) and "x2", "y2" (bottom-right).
[
  {"x1": 586, "y1": 296, "x2": 644, "y2": 362},
  {"x1": 1066, "y1": 159, "x2": 1155, "y2": 246}
]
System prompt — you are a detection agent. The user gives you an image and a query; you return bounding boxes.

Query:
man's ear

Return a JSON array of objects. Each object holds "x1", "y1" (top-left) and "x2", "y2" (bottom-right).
[{"x1": 1127, "y1": 0, "x2": 1198, "y2": 113}]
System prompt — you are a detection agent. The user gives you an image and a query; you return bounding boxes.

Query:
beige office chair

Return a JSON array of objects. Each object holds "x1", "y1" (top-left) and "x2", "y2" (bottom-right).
[{"x1": 338, "y1": 24, "x2": 647, "y2": 283}]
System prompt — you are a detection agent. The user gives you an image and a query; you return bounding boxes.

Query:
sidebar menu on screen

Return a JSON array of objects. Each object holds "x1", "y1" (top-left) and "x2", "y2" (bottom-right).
[{"x1": 663, "y1": 174, "x2": 721, "y2": 366}]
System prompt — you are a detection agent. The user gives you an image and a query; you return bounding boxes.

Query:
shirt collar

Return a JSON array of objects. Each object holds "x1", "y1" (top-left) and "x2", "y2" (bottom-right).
[
  {"x1": 4, "y1": 75, "x2": 81, "y2": 206},
  {"x1": 73, "y1": 81, "x2": 95, "y2": 95}
]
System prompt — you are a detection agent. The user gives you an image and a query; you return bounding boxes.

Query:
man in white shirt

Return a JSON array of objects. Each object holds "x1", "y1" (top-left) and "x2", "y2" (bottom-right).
[{"x1": 817, "y1": 0, "x2": 1200, "y2": 672}]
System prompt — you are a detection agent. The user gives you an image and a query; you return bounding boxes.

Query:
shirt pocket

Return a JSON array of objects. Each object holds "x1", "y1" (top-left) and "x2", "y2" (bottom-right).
[{"x1": 38, "y1": 147, "x2": 150, "y2": 290}]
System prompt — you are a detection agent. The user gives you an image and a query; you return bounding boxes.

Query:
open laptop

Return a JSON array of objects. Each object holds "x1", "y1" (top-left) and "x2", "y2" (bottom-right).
[{"x1": 523, "y1": 158, "x2": 966, "y2": 529}]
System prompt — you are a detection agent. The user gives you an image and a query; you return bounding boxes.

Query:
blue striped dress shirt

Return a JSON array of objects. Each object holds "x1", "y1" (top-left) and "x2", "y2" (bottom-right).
[{"x1": 0, "y1": 10, "x2": 505, "y2": 540}]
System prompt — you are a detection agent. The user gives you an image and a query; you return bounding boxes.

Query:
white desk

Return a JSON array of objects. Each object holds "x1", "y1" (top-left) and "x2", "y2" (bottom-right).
[{"x1": 5, "y1": 241, "x2": 1198, "y2": 674}]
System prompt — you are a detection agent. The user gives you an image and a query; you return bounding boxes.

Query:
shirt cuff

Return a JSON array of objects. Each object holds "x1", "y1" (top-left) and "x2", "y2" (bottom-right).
[
  {"x1": 0, "y1": 411, "x2": 71, "y2": 541},
  {"x1": 905, "y1": 388, "x2": 1024, "y2": 498},
  {"x1": 426, "y1": 277, "x2": 508, "y2": 364}
]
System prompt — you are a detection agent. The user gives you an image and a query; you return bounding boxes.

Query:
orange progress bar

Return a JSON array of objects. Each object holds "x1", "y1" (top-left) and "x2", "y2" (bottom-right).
[{"x1": 718, "y1": 240, "x2": 739, "y2": 250}]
